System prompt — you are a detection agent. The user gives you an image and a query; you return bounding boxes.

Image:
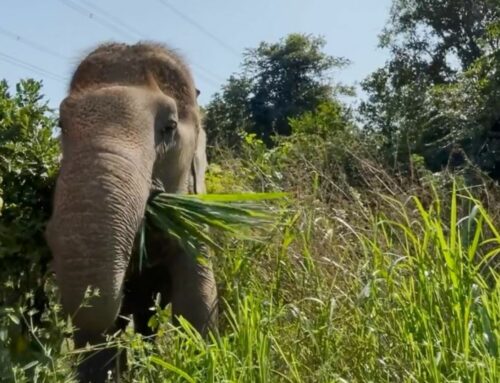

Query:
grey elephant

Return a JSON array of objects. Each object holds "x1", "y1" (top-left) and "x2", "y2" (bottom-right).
[{"x1": 45, "y1": 42, "x2": 218, "y2": 382}]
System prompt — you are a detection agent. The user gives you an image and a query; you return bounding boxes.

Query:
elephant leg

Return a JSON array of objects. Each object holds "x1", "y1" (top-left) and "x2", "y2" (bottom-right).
[
  {"x1": 122, "y1": 265, "x2": 172, "y2": 337},
  {"x1": 132, "y1": 309, "x2": 155, "y2": 337},
  {"x1": 74, "y1": 330, "x2": 122, "y2": 383},
  {"x1": 167, "y1": 250, "x2": 218, "y2": 335}
]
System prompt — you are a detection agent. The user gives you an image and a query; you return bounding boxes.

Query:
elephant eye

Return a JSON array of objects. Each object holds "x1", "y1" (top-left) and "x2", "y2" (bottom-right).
[{"x1": 164, "y1": 119, "x2": 178, "y2": 131}]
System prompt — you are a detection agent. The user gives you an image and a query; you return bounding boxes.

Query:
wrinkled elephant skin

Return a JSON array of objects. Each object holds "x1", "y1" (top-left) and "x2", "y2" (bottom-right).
[{"x1": 45, "y1": 43, "x2": 218, "y2": 383}]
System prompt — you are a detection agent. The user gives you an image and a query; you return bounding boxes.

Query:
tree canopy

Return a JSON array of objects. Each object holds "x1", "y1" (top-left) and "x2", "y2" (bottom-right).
[
  {"x1": 361, "y1": 0, "x2": 500, "y2": 177},
  {"x1": 204, "y1": 33, "x2": 350, "y2": 147}
]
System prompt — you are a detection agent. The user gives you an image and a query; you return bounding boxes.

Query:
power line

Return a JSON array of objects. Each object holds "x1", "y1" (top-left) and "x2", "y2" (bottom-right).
[
  {"x1": 80, "y1": 0, "x2": 147, "y2": 40},
  {"x1": 0, "y1": 52, "x2": 66, "y2": 83},
  {"x1": 157, "y1": 0, "x2": 240, "y2": 57},
  {"x1": 89, "y1": 0, "x2": 226, "y2": 84},
  {"x1": 59, "y1": 0, "x2": 224, "y2": 87},
  {"x1": 189, "y1": 62, "x2": 225, "y2": 84},
  {"x1": 59, "y1": 0, "x2": 137, "y2": 40},
  {"x1": 190, "y1": 69, "x2": 224, "y2": 88},
  {"x1": 0, "y1": 26, "x2": 69, "y2": 60},
  {"x1": 81, "y1": 0, "x2": 224, "y2": 84}
]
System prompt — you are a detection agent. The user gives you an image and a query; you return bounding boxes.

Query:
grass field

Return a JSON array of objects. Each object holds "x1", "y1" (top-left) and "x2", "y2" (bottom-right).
[{"x1": 5, "y1": 156, "x2": 499, "y2": 382}]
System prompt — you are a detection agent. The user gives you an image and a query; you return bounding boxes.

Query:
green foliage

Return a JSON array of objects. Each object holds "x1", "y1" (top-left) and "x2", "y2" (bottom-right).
[
  {"x1": 0, "y1": 79, "x2": 59, "y2": 267},
  {"x1": 205, "y1": 34, "x2": 350, "y2": 147},
  {"x1": 0, "y1": 78, "x2": 59, "y2": 289},
  {"x1": 359, "y1": 186, "x2": 499, "y2": 382},
  {"x1": 204, "y1": 76, "x2": 252, "y2": 150},
  {"x1": 231, "y1": 100, "x2": 379, "y2": 203},
  {"x1": 361, "y1": 0, "x2": 500, "y2": 178},
  {"x1": 421, "y1": 51, "x2": 500, "y2": 176},
  {"x1": 382, "y1": 0, "x2": 499, "y2": 80},
  {"x1": 0, "y1": 79, "x2": 60, "y2": 379}
]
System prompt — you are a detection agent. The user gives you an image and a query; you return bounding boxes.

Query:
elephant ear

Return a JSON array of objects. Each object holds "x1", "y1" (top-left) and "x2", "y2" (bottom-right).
[{"x1": 190, "y1": 128, "x2": 207, "y2": 194}]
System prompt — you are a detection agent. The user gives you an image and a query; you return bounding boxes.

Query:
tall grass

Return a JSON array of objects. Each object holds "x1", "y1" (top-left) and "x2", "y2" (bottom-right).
[
  {"x1": 116, "y1": 182, "x2": 498, "y2": 382},
  {"x1": 3, "y1": 174, "x2": 499, "y2": 382}
]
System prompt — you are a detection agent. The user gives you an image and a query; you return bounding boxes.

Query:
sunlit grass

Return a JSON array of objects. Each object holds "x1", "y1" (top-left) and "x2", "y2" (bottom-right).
[
  {"x1": 121, "y1": 183, "x2": 499, "y2": 382},
  {"x1": 4, "y1": 183, "x2": 499, "y2": 382}
]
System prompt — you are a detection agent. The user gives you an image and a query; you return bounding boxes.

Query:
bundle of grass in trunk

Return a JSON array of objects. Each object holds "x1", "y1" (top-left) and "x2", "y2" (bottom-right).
[{"x1": 139, "y1": 192, "x2": 285, "y2": 268}]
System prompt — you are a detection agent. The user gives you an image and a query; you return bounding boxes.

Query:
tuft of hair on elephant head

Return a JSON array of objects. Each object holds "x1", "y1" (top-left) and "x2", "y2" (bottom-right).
[{"x1": 45, "y1": 42, "x2": 217, "y2": 382}]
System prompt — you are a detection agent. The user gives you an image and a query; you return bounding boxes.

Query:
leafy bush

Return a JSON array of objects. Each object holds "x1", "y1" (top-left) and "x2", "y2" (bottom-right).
[
  {"x1": 219, "y1": 100, "x2": 385, "y2": 205},
  {"x1": 0, "y1": 79, "x2": 60, "y2": 377}
]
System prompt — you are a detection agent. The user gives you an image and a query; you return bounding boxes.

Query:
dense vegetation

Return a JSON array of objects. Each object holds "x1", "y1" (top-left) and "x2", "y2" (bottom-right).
[{"x1": 1, "y1": 0, "x2": 499, "y2": 381}]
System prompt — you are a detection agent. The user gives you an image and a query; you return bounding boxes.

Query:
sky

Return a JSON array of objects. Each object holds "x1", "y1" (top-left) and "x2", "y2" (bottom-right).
[{"x1": 0, "y1": 0, "x2": 392, "y2": 110}]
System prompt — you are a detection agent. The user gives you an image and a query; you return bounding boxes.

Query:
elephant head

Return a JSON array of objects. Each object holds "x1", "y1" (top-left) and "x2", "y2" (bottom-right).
[{"x1": 45, "y1": 43, "x2": 212, "y2": 379}]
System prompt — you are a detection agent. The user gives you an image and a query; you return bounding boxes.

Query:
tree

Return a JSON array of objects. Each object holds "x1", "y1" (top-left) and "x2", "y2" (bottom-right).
[
  {"x1": 382, "y1": 0, "x2": 499, "y2": 83},
  {"x1": 205, "y1": 34, "x2": 350, "y2": 147},
  {"x1": 361, "y1": 0, "x2": 500, "y2": 175},
  {"x1": 0, "y1": 80, "x2": 59, "y2": 281},
  {"x1": 422, "y1": 49, "x2": 500, "y2": 177},
  {"x1": 203, "y1": 76, "x2": 252, "y2": 149},
  {"x1": 0, "y1": 79, "x2": 59, "y2": 367}
]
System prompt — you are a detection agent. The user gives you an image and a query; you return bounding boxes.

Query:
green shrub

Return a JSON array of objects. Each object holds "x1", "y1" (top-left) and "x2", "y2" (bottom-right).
[{"x1": 0, "y1": 79, "x2": 60, "y2": 378}]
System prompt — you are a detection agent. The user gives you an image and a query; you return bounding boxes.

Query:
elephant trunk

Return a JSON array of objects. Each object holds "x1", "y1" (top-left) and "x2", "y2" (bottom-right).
[{"x1": 47, "y1": 138, "x2": 154, "y2": 335}]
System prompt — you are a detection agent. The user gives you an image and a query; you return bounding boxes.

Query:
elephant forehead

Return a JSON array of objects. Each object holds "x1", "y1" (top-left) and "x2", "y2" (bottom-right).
[
  {"x1": 70, "y1": 43, "x2": 197, "y2": 119},
  {"x1": 62, "y1": 88, "x2": 140, "y2": 126}
]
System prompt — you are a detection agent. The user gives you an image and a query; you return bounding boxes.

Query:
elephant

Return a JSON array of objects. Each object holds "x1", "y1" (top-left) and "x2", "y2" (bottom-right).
[{"x1": 45, "y1": 42, "x2": 218, "y2": 382}]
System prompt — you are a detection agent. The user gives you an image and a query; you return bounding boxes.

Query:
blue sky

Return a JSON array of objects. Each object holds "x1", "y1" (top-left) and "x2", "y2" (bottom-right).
[{"x1": 0, "y1": 0, "x2": 392, "y2": 109}]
